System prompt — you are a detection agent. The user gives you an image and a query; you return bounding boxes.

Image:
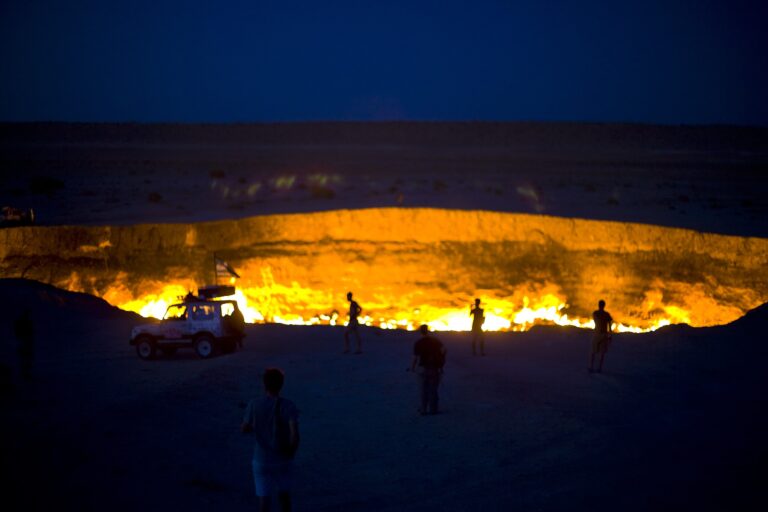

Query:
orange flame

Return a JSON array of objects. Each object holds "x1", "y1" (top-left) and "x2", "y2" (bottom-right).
[
  {"x1": 24, "y1": 209, "x2": 763, "y2": 335},
  {"x1": 102, "y1": 277, "x2": 699, "y2": 333}
]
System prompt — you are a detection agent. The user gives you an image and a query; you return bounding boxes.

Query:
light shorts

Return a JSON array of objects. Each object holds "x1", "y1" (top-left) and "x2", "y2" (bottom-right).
[{"x1": 252, "y1": 460, "x2": 293, "y2": 497}]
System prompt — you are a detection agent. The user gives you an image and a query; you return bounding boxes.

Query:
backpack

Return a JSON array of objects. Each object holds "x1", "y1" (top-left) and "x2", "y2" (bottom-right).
[
  {"x1": 273, "y1": 399, "x2": 295, "y2": 459},
  {"x1": 424, "y1": 338, "x2": 446, "y2": 369}
]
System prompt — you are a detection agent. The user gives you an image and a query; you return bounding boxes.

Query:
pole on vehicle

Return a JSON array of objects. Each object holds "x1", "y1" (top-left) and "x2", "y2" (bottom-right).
[{"x1": 213, "y1": 252, "x2": 218, "y2": 285}]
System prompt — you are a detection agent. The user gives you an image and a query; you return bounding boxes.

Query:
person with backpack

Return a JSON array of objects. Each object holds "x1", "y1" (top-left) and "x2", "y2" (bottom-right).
[
  {"x1": 241, "y1": 368, "x2": 300, "y2": 512},
  {"x1": 410, "y1": 325, "x2": 447, "y2": 415}
]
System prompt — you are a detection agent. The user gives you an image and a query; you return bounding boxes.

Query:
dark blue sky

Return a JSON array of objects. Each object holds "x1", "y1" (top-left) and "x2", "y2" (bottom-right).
[{"x1": 1, "y1": 0, "x2": 766, "y2": 124}]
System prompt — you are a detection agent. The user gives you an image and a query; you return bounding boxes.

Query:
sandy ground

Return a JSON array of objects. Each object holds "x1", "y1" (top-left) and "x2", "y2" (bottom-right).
[
  {"x1": 1, "y1": 122, "x2": 767, "y2": 236},
  {"x1": 2, "y1": 280, "x2": 766, "y2": 511}
]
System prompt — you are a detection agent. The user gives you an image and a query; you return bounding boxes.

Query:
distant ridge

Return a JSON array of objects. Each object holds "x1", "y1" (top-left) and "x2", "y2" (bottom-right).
[{"x1": 1, "y1": 122, "x2": 767, "y2": 152}]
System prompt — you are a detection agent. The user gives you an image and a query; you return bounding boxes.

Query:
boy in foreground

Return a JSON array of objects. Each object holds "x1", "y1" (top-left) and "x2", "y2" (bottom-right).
[{"x1": 242, "y1": 368, "x2": 300, "y2": 512}]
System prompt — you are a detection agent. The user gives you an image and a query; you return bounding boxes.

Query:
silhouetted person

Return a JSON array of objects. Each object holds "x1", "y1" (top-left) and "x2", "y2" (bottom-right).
[
  {"x1": 589, "y1": 300, "x2": 614, "y2": 373},
  {"x1": 14, "y1": 310, "x2": 34, "y2": 380},
  {"x1": 242, "y1": 368, "x2": 300, "y2": 512},
  {"x1": 410, "y1": 325, "x2": 446, "y2": 415},
  {"x1": 344, "y1": 292, "x2": 363, "y2": 354},
  {"x1": 230, "y1": 305, "x2": 246, "y2": 347},
  {"x1": 470, "y1": 298, "x2": 485, "y2": 356},
  {"x1": 183, "y1": 291, "x2": 202, "y2": 302}
]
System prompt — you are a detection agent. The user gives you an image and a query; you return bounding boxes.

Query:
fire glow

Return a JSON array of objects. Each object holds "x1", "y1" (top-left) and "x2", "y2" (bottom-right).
[
  {"x1": 106, "y1": 281, "x2": 682, "y2": 333},
  {"x1": 1, "y1": 208, "x2": 766, "y2": 333}
]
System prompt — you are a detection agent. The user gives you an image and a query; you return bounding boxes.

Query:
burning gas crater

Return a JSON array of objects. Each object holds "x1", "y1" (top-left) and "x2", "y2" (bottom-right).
[{"x1": 1, "y1": 208, "x2": 766, "y2": 333}]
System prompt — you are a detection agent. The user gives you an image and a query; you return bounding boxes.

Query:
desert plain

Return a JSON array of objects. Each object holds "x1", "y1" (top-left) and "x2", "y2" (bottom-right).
[{"x1": 1, "y1": 122, "x2": 767, "y2": 511}]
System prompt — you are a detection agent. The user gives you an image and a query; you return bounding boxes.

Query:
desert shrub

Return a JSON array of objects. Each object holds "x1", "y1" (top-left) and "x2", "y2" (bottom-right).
[{"x1": 311, "y1": 186, "x2": 336, "y2": 199}]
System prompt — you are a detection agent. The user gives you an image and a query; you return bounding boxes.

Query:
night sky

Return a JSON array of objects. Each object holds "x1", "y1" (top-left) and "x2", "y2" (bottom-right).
[{"x1": 1, "y1": 0, "x2": 766, "y2": 124}]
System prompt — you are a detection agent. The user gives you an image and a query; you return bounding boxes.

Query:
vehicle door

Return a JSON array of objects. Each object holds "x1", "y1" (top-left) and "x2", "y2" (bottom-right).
[
  {"x1": 162, "y1": 304, "x2": 191, "y2": 340},
  {"x1": 188, "y1": 303, "x2": 219, "y2": 336}
]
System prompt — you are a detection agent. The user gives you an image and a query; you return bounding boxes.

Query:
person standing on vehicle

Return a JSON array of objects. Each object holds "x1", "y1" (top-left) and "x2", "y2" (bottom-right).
[
  {"x1": 410, "y1": 325, "x2": 446, "y2": 415},
  {"x1": 242, "y1": 368, "x2": 300, "y2": 512},
  {"x1": 589, "y1": 300, "x2": 614, "y2": 373},
  {"x1": 344, "y1": 291, "x2": 363, "y2": 354}
]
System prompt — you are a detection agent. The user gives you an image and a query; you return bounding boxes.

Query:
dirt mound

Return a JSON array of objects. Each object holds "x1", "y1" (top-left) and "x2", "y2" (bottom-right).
[
  {"x1": 726, "y1": 301, "x2": 768, "y2": 331},
  {"x1": 0, "y1": 278, "x2": 137, "y2": 321}
]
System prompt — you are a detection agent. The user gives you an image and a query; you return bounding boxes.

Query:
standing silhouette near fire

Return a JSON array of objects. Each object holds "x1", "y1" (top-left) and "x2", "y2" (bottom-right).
[
  {"x1": 344, "y1": 291, "x2": 363, "y2": 354},
  {"x1": 470, "y1": 298, "x2": 486, "y2": 356},
  {"x1": 589, "y1": 300, "x2": 614, "y2": 373}
]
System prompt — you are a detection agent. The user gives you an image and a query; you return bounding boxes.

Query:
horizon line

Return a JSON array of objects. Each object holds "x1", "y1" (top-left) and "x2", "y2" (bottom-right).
[{"x1": 1, "y1": 119, "x2": 767, "y2": 129}]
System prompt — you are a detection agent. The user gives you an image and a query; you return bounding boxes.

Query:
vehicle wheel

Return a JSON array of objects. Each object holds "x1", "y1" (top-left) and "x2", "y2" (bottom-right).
[
  {"x1": 136, "y1": 336, "x2": 157, "y2": 360},
  {"x1": 160, "y1": 347, "x2": 177, "y2": 357},
  {"x1": 194, "y1": 334, "x2": 216, "y2": 359}
]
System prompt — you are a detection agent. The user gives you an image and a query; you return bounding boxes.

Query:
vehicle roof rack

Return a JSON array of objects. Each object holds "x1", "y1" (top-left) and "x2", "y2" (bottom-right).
[{"x1": 197, "y1": 284, "x2": 236, "y2": 300}]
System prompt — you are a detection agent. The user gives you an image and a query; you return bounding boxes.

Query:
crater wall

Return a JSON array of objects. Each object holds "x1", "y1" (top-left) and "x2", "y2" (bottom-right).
[{"x1": 1, "y1": 208, "x2": 766, "y2": 330}]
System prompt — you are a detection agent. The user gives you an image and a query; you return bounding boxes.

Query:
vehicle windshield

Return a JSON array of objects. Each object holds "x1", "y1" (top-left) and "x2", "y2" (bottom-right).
[{"x1": 164, "y1": 304, "x2": 187, "y2": 321}]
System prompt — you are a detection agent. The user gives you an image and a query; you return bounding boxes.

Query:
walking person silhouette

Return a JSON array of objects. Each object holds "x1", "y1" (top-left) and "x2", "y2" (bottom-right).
[
  {"x1": 589, "y1": 300, "x2": 614, "y2": 373},
  {"x1": 344, "y1": 292, "x2": 363, "y2": 354},
  {"x1": 470, "y1": 298, "x2": 485, "y2": 356}
]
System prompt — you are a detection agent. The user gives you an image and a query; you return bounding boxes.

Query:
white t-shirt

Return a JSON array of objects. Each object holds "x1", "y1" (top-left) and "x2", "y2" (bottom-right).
[{"x1": 243, "y1": 396, "x2": 299, "y2": 465}]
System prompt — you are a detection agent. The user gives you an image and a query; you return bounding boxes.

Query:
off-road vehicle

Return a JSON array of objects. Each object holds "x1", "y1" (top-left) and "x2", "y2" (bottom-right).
[
  {"x1": 1, "y1": 206, "x2": 35, "y2": 227},
  {"x1": 130, "y1": 298, "x2": 246, "y2": 360}
]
